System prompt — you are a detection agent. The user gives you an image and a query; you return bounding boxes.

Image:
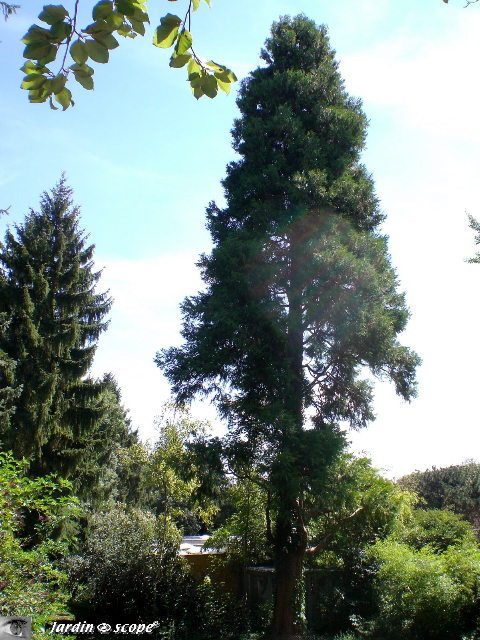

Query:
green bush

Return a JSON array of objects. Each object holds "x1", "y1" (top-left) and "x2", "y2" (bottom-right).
[
  {"x1": 67, "y1": 504, "x2": 197, "y2": 625},
  {"x1": 367, "y1": 509, "x2": 480, "y2": 640},
  {"x1": 0, "y1": 452, "x2": 78, "y2": 639}
]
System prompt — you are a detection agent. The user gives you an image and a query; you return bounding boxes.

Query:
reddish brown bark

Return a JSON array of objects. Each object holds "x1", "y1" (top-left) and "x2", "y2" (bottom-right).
[{"x1": 270, "y1": 545, "x2": 305, "y2": 639}]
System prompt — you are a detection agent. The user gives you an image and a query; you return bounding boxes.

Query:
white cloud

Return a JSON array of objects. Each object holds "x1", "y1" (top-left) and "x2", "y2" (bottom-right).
[{"x1": 339, "y1": 15, "x2": 480, "y2": 141}]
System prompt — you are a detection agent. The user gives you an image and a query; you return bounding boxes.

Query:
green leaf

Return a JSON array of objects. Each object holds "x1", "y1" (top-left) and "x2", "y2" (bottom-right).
[
  {"x1": 201, "y1": 74, "x2": 218, "y2": 99},
  {"x1": 93, "y1": 0, "x2": 113, "y2": 20},
  {"x1": 213, "y1": 68, "x2": 237, "y2": 83},
  {"x1": 51, "y1": 73, "x2": 67, "y2": 94},
  {"x1": 202, "y1": 0, "x2": 211, "y2": 7},
  {"x1": 85, "y1": 39, "x2": 109, "y2": 63},
  {"x1": 187, "y1": 57, "x2": 201, "y2": 80},
  {"x1": 49, "y1": 21, "x2": 72, "y2": 42},
  {"x1": 206, "y1": 60, "x2": 224, "y2": 71},
  {"x1": 29, "y1": 80, "x2": 52, "y2": 102},
  {"x1": 105, "y1": 10, "x2": 123, "y2": 29},
  {"x1": 84, "y1": 19, "x2": 114, "y2": 36},
  {"x1": 153, "y1": 14, "x2": 182, "y2": 48},
  {"x1": 69, "y1": 62, "x2": 94, "y2": 76},
  {"x1": 21, "y1": 73, "x2": 47, "y2": 90},
  {"x1": 22, "y1": 25, "x2": 52, "y2": 44},
  {"x1": 129, "y1": 18, "x2": 145, "y2": 35},
  {"x1": 132, "y1": 6, "x2": 149, "y2": 23},
  {"x1": 21, "y1": 61, "x2": 49, "y2": 74},
  {"x1": 38, "y1": 5, "x2": 69, "y2": 25},
  {"x1": 73, "y1": 72, "x2": 94, "y2": 90},
  {"x1": 70, "y1": 40, "x2": 88, "y2": 64},
  {"x1": 115, "y1": 0, "x2": 136, "y2": 17},
  {"x1": 192, "y1": 0, "x2": 200, "y2": 10},
  {"x1": 192, "y1": 84, "x2": 204, "y2": 99},
  {"x1": 49, "y1": 95, "x2": 59, "y2": 109},
  {"x1": 189, "y1": 72, "x2": 202, "y2": 88},
  {"x1": 38, "y1": 46, "x2": 58, "y2": 65},
  {"x1": 170, "y1": 53, "x2": 190, "y2": 68},
  {"x1": 93, "y1": 32, "x2": 119, "y2": 49},
  {"x1": 55, "y1": 87, "x2": 72, "y2": 110},
  {"x1": 176, "y1": 29, "x2": 192, "y2": 55},
  {"x1": 117, "y1": 23, "x2": 132, "y2": 37},
  {"x1": 23, "y1": 42, "x2": 56, "y2": 61},
  {"x1": 216, "y1": 77, "x2": 230, "y2": 95}
]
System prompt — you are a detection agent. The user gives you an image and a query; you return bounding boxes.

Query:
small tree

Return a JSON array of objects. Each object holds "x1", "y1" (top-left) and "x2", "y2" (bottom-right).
[{"x1": 0, "y1": 178, "x2": 112, "y2": 479}]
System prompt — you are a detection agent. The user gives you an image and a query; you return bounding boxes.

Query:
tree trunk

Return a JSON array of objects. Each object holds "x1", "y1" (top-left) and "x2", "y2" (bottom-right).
[{"x1": 270, "y1": 545, "x2": 305, "y2": 640}]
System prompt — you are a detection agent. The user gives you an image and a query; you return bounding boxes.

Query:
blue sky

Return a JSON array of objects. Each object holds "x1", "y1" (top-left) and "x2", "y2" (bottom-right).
[{"x1": 1, "y1": 0, "x2": 480, "y2": 478}]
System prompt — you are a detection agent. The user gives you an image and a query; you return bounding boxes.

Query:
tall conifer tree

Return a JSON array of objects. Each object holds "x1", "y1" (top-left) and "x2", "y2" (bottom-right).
[
  {"x1": 0, "y1": 178, "x2": 112, "y2": 478},
  {"x1": 157, "y1": 15, "x2": 420, "y2": 638}
]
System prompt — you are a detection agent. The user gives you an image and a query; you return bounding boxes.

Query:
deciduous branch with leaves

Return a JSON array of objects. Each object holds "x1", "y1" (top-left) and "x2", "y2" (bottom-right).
[{"x1": 20, "y1": 0, "x2": 237, "y2": 110}]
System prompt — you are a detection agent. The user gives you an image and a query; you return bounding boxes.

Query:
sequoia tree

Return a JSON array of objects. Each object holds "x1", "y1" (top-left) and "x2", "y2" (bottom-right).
[
  {"x1": 0, "y1": 178, "x2": 112, "y2": 479},
  {"x1": 157, "y1": 15, "x2": 420, "y2": 639}
]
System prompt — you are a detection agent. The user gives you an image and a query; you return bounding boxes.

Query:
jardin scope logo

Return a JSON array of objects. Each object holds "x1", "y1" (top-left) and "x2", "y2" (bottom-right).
[
  {"x1": 0, "y1": 617, "x2": 31, "y2": 639},
  {"x1": 49, "y1": 621, "x2": 161, "y2": 635}
]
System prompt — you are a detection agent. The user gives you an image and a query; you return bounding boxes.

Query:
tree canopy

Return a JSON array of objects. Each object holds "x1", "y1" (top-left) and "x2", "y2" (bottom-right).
[
  {"x1": 157, "y1": 14, "x2": 420, "y2": 639},
  {"x1": 19, "y1": 0, "x2": 237, "y2": 110}
]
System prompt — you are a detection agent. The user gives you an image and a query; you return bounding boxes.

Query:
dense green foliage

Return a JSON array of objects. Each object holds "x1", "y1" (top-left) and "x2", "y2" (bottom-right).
[
  {"x1": 157, "y1": 14, "x2": 420, "y2": 637},
  {"x1": 0, "y1": 452, "x2": 78, "y2": 639},
  {"x1": 399, "y1": 461, "x2": 480, "y2": 527},
  {"x1": 0, "y1": 178, "x2": 112, "y2": 479},
  {"x1": 19, "y1": 0, "x2": 237, "y2": 110},
  {"x1": 366, "y1": 509, "x2": 480, "y2": 640}
]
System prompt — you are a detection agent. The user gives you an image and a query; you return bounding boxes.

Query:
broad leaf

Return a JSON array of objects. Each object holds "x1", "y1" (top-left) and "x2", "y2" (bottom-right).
[
  {"x1": 214, "y1": 68, "x2": 237, "y2": 83},
  {"x1": 176, "y1": 29, "x2": 192, "y2": 55},
  {"x1": 170, "y1": 53, "x2": 191, "y2": 68},
  {"x1": 153, "y1": 14, "x2": 182, "y2": 48},
  {"x1": 22, "y1": 25, "x2": 52, "y2": 44},
  {"x1": 51, "y1": 73, "x2": 67, "y2": 94},
  {"x1": 49, "y1": 95, "x2": 59, "y2": 110},
  {"x1": 69, "y1": 62, "x2": 94, "y2": 76},
  {"x1": 21, "y1": 61, "x2": 49, "y2": 74},
  {"x1": 93, "y1": 0, "x2": 113, "y2": 20},
  {"x1": 23, "y1": 42, "x2": 56, "y2": 61},
  {"x1": 117, "y1": 23, "x2": 131, "y2": 36},
  {"x1": 216, "y1": 77, "x2": 231, "y2": 95},
  {"x1": 187, "y1": 57, "x2": 201, "y2": 80},
  {"x1": 55, "y1": 87, "x2": 72, "y2": 110},
  {"x1": 129, "y1": 18, "x2": 145, "y2": 35},
  {"x1": 192, "y1": 84, "x2": 204, "y2": 99},
  {"x1": 70, "y1": 39, "x2": 88, "y2": 64},
  {"x1": 93, "y1": 32, "x2": 119, "y2": 49},
  {"x1": 73, "y1": 72, "x2": 94, "y2": 90},
  {"x1": 202, "y1": 0, "x2": 211, "y2": 7},
  {"x1": 192, "y1": 0, "x2": 200, "y2": 10},
  {"x1": 201, "y1": 74, "x2": 218, "y2": 98},
  {"x1": 49, "y1": 21, "x2": 72, "y2": 42},
  {"x1": 21, "y1": 73, "x2": 47, "y2": 90},
  {"x1": 115, "y1": 0, "x2": 136, "y2": 17},
  {"x1": 38, "y1": 4, "x2": 69, "y2": 25},
  {"x1": 132, "y1": 6, "x2": 149, "y2": 22},
  {"x1": 85, "y1": 39, "x2": 109, "y2": 63},
  {"x1": 105, "y1": 10, "x2": 123, "y2": 29}
]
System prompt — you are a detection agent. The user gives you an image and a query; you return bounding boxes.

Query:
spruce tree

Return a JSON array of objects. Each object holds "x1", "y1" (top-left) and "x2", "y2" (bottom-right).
[
  {"x1": 157, "y1": 15, "x2": 420, "y2": 638},
  {"x1": 0, "y1": 178, "x2": 112, "y2": 479}
]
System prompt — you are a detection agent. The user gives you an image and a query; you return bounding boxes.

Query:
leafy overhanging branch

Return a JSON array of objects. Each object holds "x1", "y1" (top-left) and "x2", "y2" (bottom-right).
[{"x1": 20, "y1": 0, "x2": 237, "y2": 110}]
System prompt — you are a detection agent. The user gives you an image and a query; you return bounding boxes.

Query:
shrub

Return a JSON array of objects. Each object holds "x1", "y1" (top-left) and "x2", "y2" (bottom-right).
[
  {"x1": 367, "y1": 509, "x2": 480, "y2": 640},
  {"x1": 0, "y1": 452, "x2": 78, "y2": 639}
]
